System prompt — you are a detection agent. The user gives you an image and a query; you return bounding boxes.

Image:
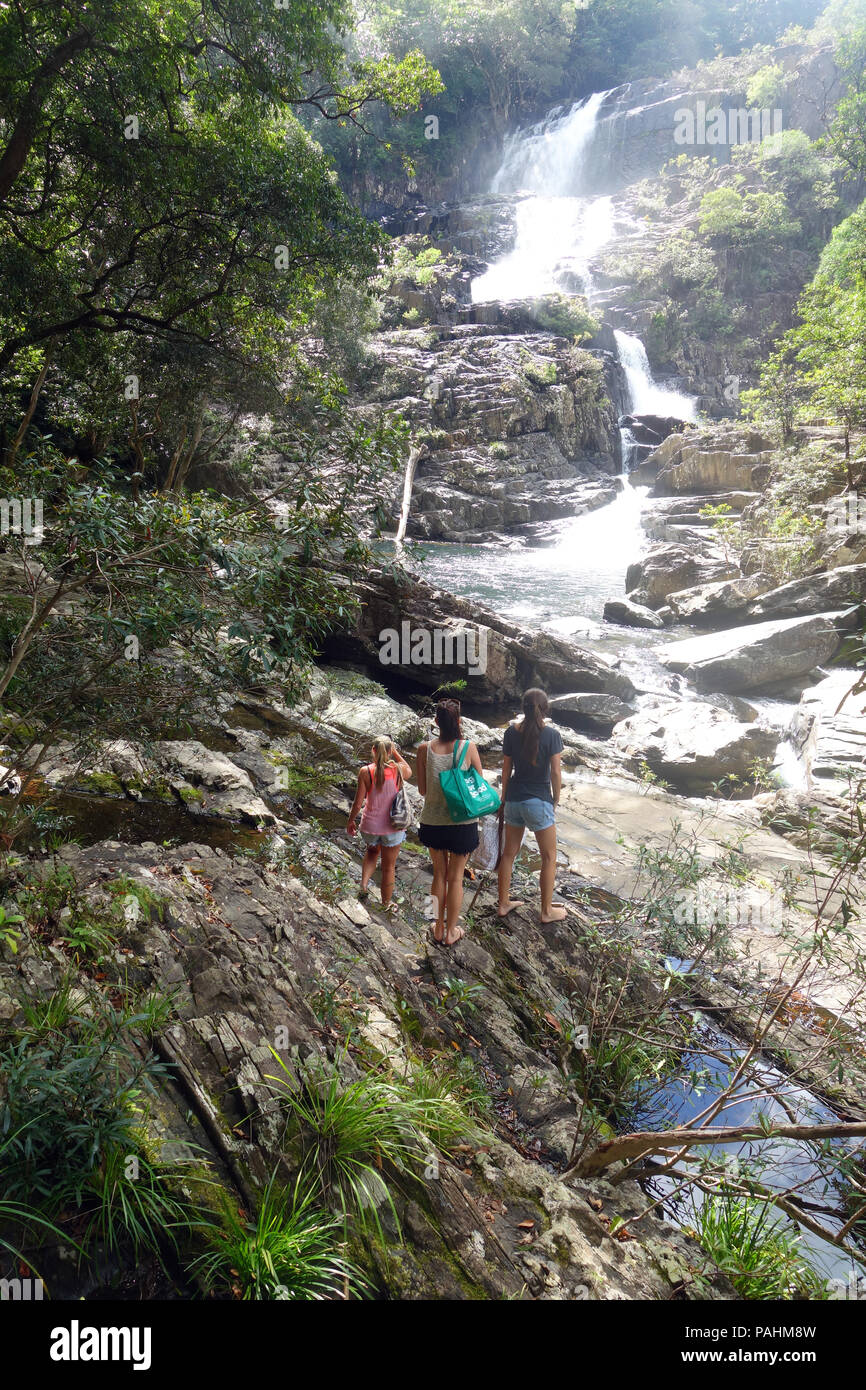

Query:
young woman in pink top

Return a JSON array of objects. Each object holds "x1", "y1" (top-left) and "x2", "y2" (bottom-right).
[{"x1": 347, "y1": 736, "x2": 413, "y2": 908}]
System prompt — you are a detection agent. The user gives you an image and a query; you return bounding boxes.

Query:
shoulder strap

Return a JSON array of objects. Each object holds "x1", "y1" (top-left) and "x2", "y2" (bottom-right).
[{"x1": 452, "y1": 739, "x2": 467, "y2": 769}]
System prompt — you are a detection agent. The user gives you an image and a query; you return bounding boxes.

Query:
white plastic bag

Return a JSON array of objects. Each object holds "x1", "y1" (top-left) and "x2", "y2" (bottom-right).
[{"x1": 471, "y1": 814, "x2": 523, "y2": 873}]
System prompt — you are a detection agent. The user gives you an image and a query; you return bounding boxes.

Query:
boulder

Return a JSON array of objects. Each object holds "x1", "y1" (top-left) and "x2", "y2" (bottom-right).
[
  {"x1": 610, "y1": 698, "x2": 779, "y2": 792},
  {"x1": 0, "y1": 759, "x2": 21, "y2": 795},
  {"x1": 547, "y1": 691, "x2": 635, "y2": 732},
  {"x1": 602, "y1": 596, "x2": 665, "y2": 629},
  {"x1": 657, "y1": 615, "x2": 841, "y2": 694},
  {"x1": 651, "y1": 441, "x2": 772, "y2": 495},
  {"x1": 666, "y1": 575, "x2": 768, "y2": 625},
  {"x1": 746, "y1": 564, "x2": 866, "y2": 621},
  {"x1": 625, "y1": 543, "x2": 737, "y2": 608},
  {"x1": 329, "y1": 567, "x2": 636, "y2": 703},
  {"x1": 321, "y1": 691, "x2": 428, "y2": 749},
  {"x1": 789, "y1": 669, "x2": 866, "y2": 794},
  {"x1": 155, "y1": 741, "x2": 276, "y2": 824}
]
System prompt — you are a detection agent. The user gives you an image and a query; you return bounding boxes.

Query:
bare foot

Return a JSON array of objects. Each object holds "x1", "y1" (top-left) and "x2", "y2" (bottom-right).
[
  {"x1": 443, "y1": 925, "x2": 465, "y2": 947},
  {"x1": 433, "y1": 921, "x2": 446, "y2": 944},
  {"x1": 540, "y1": 906, "x2": 568, "y2": 922},
  {"x1": 496, "y1": 900, "x2": 523, "y2": 917}
]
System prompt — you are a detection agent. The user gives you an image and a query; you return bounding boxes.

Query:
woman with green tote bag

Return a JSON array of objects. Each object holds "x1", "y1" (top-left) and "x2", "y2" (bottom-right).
[{"x1": 416, "y1": 699, "x2": 486, "y2": 947}]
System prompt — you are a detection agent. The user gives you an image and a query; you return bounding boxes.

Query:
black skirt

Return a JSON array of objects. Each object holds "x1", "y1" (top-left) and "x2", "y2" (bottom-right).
[{"x1": 418, "y1": 820, "x2": 480, "y2": 855}]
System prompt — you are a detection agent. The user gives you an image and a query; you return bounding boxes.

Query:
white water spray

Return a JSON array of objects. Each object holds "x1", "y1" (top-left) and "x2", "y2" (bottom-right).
[
  {"x1": 614, "y1": 330, "x2": 697, "y2": 420},
  {"x1": 472, "y1": 92, "x2": 614, "y2": 304}
]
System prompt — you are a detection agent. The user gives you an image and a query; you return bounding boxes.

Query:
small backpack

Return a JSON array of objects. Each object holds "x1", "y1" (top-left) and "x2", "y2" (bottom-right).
[{"x1": 388, "y1": 767, "x2": 411, "y2": 829}]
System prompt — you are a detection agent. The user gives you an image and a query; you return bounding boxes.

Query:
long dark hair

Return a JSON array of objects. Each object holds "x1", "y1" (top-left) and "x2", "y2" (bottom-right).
[
  {"x1": 520, "y1": 687, "x2": 548, "y2": 765},
  {"x1": 435, "y1": 699, "x2": 461, "y2": 742}
]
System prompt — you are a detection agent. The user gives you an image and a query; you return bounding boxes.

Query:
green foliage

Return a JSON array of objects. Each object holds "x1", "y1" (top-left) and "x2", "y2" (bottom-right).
[
  {"x1": 690, "y1": 1190, "x2": 830, "y2": 1299},
  {"x1": 0, "y1": 903, "x2": 23, "y2": 954},
  {"x1": 192, "y1": 1173, "x2": 365, "y2": 1300},
  {"x1": 0, "y1": 996, "x2": 209, "y2": 1277},
  {"x1": 527, "y1": 294, "x2": 599, "y2": 342},
  {"x1": 435, "y1": 976, "x2": 484, "y2": 1022},
  {"x1": 520, "y1": 352, "x2": 558, "y2": 386},
  {"x1": 826, "y1": 21, "x2": 866, "y2": 180},
  {"x1": 746, "y1": 62, "x2": 788, "y2": 108},
  {"x1": 269, "y1": 1052, "x2": 478, "y2": 1234}
]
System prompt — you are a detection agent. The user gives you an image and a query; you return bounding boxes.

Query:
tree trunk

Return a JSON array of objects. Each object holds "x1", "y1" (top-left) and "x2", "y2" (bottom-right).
[
  {"x1": 0, "y1": 26, "x2": 95, "y2": 206},
  {"x1": 395, "y1": 444, "x2": 425, "y2": 545},
  {"x1": 5, "y1": 345, "x2": 54, "y2": 468}
]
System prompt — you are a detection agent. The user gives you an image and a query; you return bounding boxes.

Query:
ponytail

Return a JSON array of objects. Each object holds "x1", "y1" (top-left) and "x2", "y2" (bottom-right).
[
  {"x1": 520, "y1": 687, "x2": 549, "y2": 766},
  {"x1": 370, "y1": 735, "x2": 393, "y2": 789}
]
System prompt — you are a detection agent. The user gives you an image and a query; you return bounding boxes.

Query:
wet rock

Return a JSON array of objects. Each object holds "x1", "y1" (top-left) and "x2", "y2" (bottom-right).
[
  {"x1": 625, "y1": 543, "x2": 737, "y2": 608},
  {"x1": 328, "y1": 567, "x2": 636, "y2": 703},
  {"x1": 610, "y1": 698, "x2": 779, "y2": 792},
  {"x1": 657, "y1": 614, "x2": 841, "y2": 693},
  {"x1": 602, "y1": 597, "x2": 665, "y2": 629},
  {"x1": 547, "y1": 692, "x2": 635, "y2": 732}
]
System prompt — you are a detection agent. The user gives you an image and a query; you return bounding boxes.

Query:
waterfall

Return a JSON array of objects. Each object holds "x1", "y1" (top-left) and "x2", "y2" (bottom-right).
[
  {"x1": 472, "y1": 92, "x2": 614, "y2": 305},
  {"x1": 614, "y1": 330, "x2": 697, "y2": 420},
  {"x1": 490, "y1": 90, "x2": 610, "y2": 198},
  {"x1": 470, "y1": 87, "x2": 698, "y2": 482}
]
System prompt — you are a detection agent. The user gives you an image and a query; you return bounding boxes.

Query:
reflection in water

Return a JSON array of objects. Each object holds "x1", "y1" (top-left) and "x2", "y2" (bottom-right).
[{"x1": 638, "y1": 1012, "x2": 859, "y2": 1282}]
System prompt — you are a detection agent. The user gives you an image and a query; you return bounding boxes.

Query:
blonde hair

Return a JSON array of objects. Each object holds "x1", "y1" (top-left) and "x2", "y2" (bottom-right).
[{"x1": 370, "y1": 735, "x2": 394, "y2": 789}]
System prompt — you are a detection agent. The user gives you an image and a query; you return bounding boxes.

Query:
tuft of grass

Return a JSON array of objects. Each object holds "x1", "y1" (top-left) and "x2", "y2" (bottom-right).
[
  {"x1": 691, "y1": 1190, "x2": 830, "y2": 1300},
  {"x1": 191, "y1": 1173, "x2": 366, "y2": 1301},
  {"x1": 269, "y1": 1052, "x2": 480, "y2": 1236}
]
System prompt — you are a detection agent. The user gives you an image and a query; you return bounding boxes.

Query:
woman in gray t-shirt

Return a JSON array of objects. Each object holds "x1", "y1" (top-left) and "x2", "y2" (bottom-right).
[{"x1": 497, "y1": 687, "x2": 567, "y2": 923}]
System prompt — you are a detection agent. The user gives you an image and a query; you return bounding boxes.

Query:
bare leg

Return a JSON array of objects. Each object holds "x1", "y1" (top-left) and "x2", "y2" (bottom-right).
[
  {"x1": 445, "y1": 851, "x2": 470, "y2": 944},
  {"x1": 535, "y1": 824, "x2": 566, "y2": 922},
  {"x1": 361, "y1": 844, "x2": 380, "y2": 893},
  {"x1": 429, "y1": 848, "x2": 448, "y2": 941},
  {"x1": 379, "y1": 844, "x2": 400, "y2": 906},
  {"x1": 497, "y1": 821, "x2": 525, "y2": 915}
]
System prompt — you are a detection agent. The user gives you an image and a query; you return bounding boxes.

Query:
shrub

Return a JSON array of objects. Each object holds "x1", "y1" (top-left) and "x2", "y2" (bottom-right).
[
  {"x1": 192, "y1": 1174, "x2": 365, "y2": 1301},
  {"x1": 691, "y1": 1190, "x2": 829, "y2": 1299},
  {"x1": 527, "y1": 293, "x2": 598, "y2": 341}
]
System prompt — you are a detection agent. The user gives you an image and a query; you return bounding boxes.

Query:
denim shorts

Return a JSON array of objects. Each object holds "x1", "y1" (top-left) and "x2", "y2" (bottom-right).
[
  {"x1": 504, "y1": 797, "x2": 555, "y2": 832},
  {"x1": 361, "y1": 829, "x2": 406, "y2": 848}
]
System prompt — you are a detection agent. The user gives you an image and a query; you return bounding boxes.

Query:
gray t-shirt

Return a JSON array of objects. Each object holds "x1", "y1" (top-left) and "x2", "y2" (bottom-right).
[{"x1": 503, "y1": 722, "x2": 563, "y2": 804}]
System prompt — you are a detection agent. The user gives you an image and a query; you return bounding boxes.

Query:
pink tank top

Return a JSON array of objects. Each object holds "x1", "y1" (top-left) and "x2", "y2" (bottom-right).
[{"x1": 360, "y1": 764, "x2": 398, "y2": 835}]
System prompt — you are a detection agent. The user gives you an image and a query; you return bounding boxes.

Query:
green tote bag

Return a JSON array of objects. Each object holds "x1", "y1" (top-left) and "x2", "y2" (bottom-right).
[{"x1": 439, "y1": 739, "x2": 501, "y2": 822}]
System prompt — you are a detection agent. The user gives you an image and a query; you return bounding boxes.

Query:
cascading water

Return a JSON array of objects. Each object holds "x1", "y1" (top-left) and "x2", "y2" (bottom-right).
[
  {"x1": 420, "y1": 88, "x2": 696, "y2": 639},
  {"x1": 470, "y1": 89, "x2": 696, "y2": 465},
  {"x1": 615, "y1": 329, "x2": 697, "y2": 420},
  {"x1": 472, "y1": 92, "x2": 614, "y2": 304},
  {"x1": 615, "y1": 328, "x2": 697, "y2": 471}
]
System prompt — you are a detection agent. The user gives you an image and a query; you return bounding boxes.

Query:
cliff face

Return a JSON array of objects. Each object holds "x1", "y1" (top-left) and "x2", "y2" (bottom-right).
[
  {"x1": 0, "y1": 829, "x2": 735, "y2": 1301},
  {"x1": 352, "y1": 43, "x2": 840, "y2": 218}
]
